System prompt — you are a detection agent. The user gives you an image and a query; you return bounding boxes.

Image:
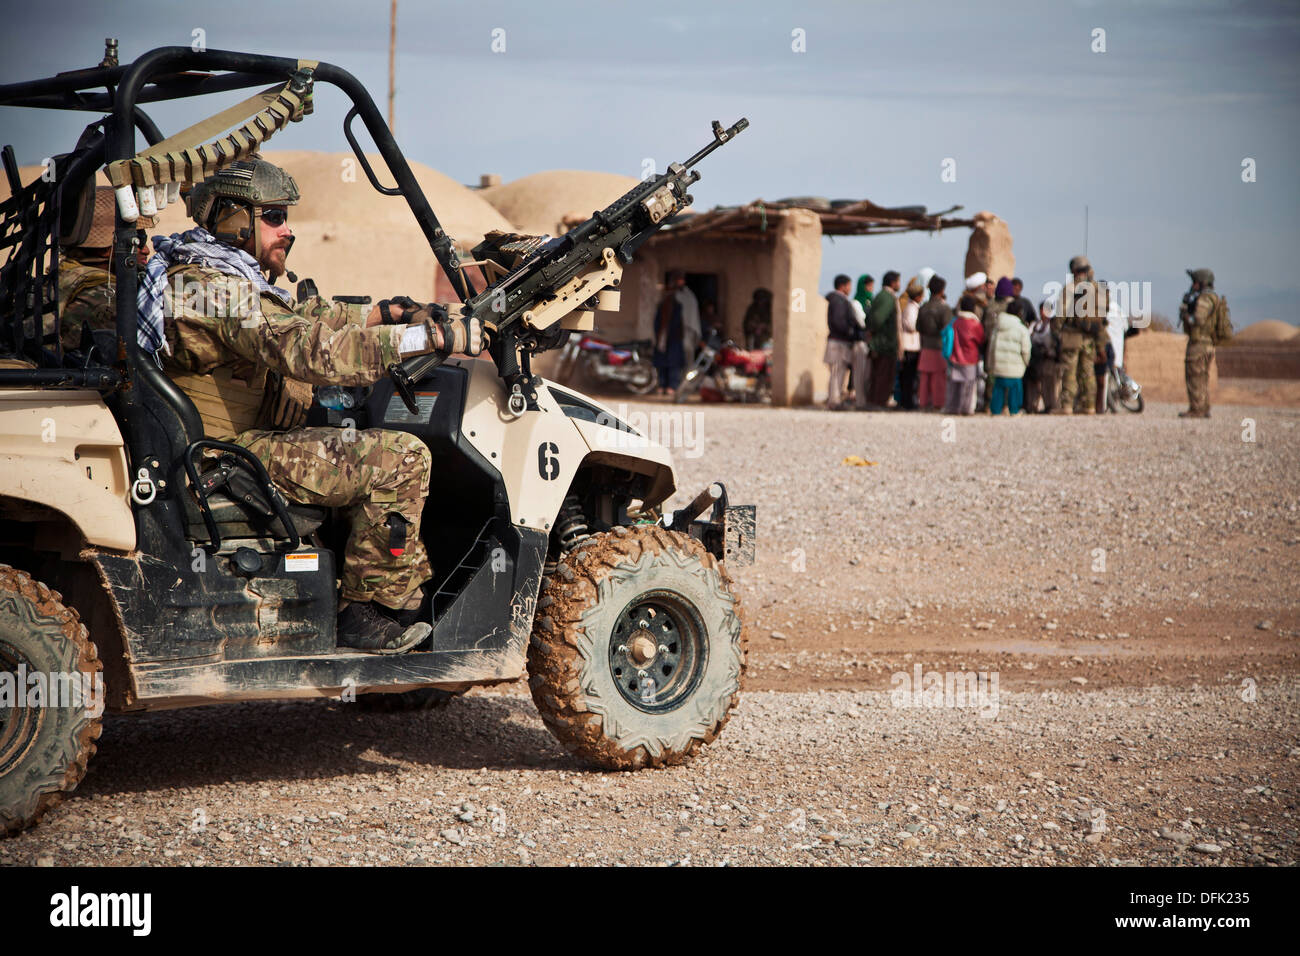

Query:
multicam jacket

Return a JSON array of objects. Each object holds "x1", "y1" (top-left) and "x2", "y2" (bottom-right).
[
  {"x1": 54, "y1": 258, "x2": 116, "y2": 352},
  {"x1": 1180, "y1": 290, "x2": 1220, "y2": 346},
  {"x1": 161, "y1": 264, "x2": 412, "y2": 386},
  {"x1": 159, "y1": 264, "x2": 437, "y2": 438}
]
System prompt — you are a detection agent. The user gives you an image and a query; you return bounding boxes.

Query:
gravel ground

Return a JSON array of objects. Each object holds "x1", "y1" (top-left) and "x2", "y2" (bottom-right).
[
  {"x1": 661, "y1": 398, "x2": 1300, "y2": 623},
  {"x1": 2, "y1": 682, "x2": 1295, "y2": 867},
  {"x1": 3, "y1": 398, "x2": 1297, "y2": 866}
]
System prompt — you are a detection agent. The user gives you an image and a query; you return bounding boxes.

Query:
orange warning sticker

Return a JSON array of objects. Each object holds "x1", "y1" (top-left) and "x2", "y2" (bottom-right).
[{"x1": 285, "y1": 552, "x2": 319, "y2": 572}]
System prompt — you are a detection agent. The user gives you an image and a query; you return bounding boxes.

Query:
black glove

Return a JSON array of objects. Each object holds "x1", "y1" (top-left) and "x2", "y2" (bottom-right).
[{"x1": 378, "y1": 295, "x2": 422, "y2": 325}]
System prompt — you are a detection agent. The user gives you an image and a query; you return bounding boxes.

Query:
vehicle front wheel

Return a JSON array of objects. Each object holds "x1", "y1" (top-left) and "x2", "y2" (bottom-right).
[
  {"x1": 0, "y1": 565, "x2": 103, "y2": 836},
  {"x1": 527, "y1": 526, "x2": 747, "y2": 770}
]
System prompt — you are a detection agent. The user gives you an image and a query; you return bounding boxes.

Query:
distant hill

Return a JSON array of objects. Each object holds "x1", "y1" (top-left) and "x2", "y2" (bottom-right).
[{"x1": 1227, "y1": 319, "x2": 1300, "y2": 347}]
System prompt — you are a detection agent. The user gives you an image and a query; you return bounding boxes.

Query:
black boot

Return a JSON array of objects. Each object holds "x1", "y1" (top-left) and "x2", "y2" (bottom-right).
[
  {"x1": 338, "y1": 602, "x2": 429, "y2": 654},
  {"x1": 376, "y1": 588, "x2": 426, "y2": 629}
]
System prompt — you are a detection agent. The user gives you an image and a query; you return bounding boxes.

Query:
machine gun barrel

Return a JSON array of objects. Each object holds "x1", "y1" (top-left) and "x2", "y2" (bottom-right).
[{"x1": 683, "y1": 117, "x2": 749, "y2": 170}]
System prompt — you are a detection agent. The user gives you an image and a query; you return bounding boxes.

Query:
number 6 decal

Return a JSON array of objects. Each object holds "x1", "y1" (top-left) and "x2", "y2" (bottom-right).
[{"x1": 537, "y1": 441, "x2": 560, "y2": 480}]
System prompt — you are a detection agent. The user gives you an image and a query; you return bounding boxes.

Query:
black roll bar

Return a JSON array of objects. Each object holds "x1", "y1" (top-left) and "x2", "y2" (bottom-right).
[{"x1": 2, "y1": 46, "x2": 475, "y2": 459}]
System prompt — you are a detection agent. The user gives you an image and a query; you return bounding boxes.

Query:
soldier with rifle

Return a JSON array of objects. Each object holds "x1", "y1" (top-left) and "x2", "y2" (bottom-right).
[{"x1": 1179, "y1": 267, "x2": 1231, "y2": 418}]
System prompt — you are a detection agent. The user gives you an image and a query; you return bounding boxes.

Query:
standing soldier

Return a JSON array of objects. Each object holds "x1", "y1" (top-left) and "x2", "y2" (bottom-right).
[
  {"x1": 1074, "y1": 259, "x2": 1109, "y2": 414},
  {"x1": 1053, "y1": 256, "x2": 1099, "y2": 414},
  {"x1": 1179, "y1": 267, "x2": 1231, "y2": 418}
]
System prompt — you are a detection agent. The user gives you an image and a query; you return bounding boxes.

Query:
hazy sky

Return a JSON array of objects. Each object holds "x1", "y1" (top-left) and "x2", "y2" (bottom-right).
[{"x1": 2, "y1": 0, "x2": 1297, "y2": 326}]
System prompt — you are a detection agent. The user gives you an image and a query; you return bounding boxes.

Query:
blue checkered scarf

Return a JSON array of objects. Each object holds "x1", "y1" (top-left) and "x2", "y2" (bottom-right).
[{"x1": 137, "y1": 226, "x2": 293, "y2": 359}]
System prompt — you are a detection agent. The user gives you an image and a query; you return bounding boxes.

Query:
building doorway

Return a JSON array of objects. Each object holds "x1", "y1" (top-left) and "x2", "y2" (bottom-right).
[{"x1": 674, "y1": 271, "x2": 722, "y2": 351}]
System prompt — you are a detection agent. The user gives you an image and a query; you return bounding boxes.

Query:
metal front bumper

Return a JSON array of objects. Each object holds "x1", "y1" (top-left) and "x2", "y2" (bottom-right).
[{"x1": 669, "y1": 481, "x2": 755, "y2": 566}]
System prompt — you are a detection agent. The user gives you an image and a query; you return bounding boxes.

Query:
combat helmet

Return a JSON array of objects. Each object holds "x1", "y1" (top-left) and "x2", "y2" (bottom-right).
[
  {"x1": 186, "y1": 157, "x2": 299, "y2": 256},
  {"x1": 1186, "y1": 267, "x2": 1214, "y2": 287}
]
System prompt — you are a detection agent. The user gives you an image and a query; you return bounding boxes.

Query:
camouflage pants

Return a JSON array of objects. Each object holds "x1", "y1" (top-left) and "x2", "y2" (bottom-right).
[
  {"x1": 1057, "y1": 333, "x2": 1083, "y2": 410},
  {"x1": 236, "y1": 427, "x2": 433, "y2": 609},
  {"x1": 1074, "y1": 338, "x2": 1097, "y2": 413},
  {"x1": 1185, "y1": 343, "x2": 1214, "y2": 414}
]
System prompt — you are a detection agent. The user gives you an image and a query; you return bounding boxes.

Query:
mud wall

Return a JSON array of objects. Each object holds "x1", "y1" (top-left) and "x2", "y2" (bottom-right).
[
  {"x1": 604, "y1": 208, "x2": 827, "y2": 405},
  {"x1": 1215, "y1": 345, "x2": 1300, "y2": 380},
  {"x1": 963, "y1": 211, "x2": 1015, "y2": 283},
  {"x1": 1124, "y1": 331, "x2": 1218, "y2": 403}
]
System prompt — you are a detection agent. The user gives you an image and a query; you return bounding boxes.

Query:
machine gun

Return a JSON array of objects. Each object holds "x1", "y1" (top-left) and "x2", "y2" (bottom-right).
[{"x1": 389, "y1": 118, "x2": 748, "y2": 415}]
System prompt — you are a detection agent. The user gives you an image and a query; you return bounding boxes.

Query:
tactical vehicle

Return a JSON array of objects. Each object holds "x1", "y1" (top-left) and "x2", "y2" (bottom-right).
[{"x1": 0, "y1": 44, "x2": 754, "y2": 834}]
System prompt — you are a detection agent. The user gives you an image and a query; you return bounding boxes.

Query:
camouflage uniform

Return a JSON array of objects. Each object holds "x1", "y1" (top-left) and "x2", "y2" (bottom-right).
[
  {"x1": 1053, "y1": 280, "x2": 1083, "y2": 414},
  {"x1": 1075, "y1": 336, "x2": 1096, "y2": 413},
  {"x1": 162, "y1": 264, "x2": 435, "y2": 609},
  {"x1": 1056, "y1": 262, "x2": 1108, "y2": 414},
  {"x1": 53, "y1": 258, "x2": 115, "y2": 351},
  {"x1": 1181, "y1": 286, "x2": 1218, "y2": 417},
  {"x1": 236, "y1": 427, "x2": 432, "y2": 609}
]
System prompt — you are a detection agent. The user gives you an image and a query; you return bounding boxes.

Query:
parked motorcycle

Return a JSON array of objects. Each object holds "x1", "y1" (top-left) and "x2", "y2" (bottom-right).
[
  {"x1": 1106, "y1": 365, "x2": 1144, "y2": 413},
  {"x1": 554, "y1": 332, "x2": 657, "y2": 395},
  {"x1": 675, "y1": 339, "x2": 773, "y2": 403}
]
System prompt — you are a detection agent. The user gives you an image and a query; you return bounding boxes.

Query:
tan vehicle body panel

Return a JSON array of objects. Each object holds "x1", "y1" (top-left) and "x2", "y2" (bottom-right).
[
  {"x1": 0, "y1": 389, "x2": 135, "y2": 551},
  {"x1": 451, "y1": 359, "x2": 676, "y2": 528}
]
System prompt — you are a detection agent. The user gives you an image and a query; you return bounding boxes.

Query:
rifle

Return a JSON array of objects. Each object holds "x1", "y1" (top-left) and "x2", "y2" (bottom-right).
[
  {"x1": 389, "y1": 118, "x2": 748, "y2": 415},
  {"x1": 1178, "y1": 289, "x2": 1199, "y2": 335}
]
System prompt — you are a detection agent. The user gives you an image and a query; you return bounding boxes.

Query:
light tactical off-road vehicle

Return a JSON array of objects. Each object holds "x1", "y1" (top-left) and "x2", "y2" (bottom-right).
[{"x1": 0, "y1": 45, "x2": 754, "y2": 834}]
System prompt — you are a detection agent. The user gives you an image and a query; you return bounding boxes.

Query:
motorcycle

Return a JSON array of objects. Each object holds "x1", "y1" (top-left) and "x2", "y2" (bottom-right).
[
  {"x1": 554, "y1": 332, "x2": 657, "y2": 395},
  {"x1": 675, "y1": 339, "x2": 773, "y2": 404},
  {"x1": 1106, "y1": 365, "x2": 1144, "y2": 413}
]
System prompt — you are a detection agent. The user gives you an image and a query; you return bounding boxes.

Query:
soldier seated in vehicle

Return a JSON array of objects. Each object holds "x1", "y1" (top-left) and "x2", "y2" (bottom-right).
[
  {"x1": 52, "y1": 187, "x2": 154, "y2": 353},
  {"x1": 138, "y1": 157, "x2": 485, "y2": 653}
]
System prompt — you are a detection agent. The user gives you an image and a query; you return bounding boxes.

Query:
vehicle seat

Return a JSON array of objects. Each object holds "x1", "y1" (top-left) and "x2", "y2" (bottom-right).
[{"x1": 182, "y1": 458, "x2": 328, "y2": 544}]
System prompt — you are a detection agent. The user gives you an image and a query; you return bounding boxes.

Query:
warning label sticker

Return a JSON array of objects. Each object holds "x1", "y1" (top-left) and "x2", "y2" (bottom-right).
[
  {"x1": 384, "y1": 391, "x2": 439, "y2": 425},
  {"x1": 285, "y1": 552, "x2": 319, "y2": 572}
]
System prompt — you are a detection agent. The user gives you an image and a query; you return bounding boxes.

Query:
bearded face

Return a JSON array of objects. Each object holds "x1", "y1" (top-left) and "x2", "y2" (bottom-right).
[{"x1": 244, "y1": 205, "x2": 293, "y2": 280}]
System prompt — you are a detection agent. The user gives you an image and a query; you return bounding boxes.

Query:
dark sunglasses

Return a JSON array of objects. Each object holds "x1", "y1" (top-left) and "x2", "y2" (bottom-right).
[{"x1": 259, "y1": 208, "x2": 289, "y2": 227}]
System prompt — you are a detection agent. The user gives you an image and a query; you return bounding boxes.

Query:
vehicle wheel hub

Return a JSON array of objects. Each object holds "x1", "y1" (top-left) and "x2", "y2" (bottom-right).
[
  {"x1": 628, "y1": 632, "x2": 658, "y2": 665},
  {"x1": 608, "y1": 591, "x2": 707, "y2": 713}
]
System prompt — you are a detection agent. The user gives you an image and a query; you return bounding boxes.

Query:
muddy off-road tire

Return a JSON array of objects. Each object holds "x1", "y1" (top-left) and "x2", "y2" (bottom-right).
[
  {"x1": 355, "y1": 687, "x2": 466, "y2": 712},
  {"x1": 0, "y1": 565, "x2": 103, "y2": 837},
  {"x1": 527, "y1": 525, "x2": 746, "y2": 770}
]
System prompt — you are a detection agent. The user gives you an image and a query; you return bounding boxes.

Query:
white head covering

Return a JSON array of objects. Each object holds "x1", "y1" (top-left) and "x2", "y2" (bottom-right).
[
  {"x1": 965, "y1": 271, "x2": 987, "y2": 290},
  {"x1": 917, "y1": 266, "x2": 936, "y2": 303}
]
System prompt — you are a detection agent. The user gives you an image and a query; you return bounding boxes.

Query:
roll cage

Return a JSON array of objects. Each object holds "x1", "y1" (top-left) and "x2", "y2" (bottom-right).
[
  {"x1": 0, "y1": 46, "x2": 481, "y2": 563},
  {"x1": 0, "y1": 44, "x2": 474, "y2": 386}
]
